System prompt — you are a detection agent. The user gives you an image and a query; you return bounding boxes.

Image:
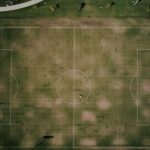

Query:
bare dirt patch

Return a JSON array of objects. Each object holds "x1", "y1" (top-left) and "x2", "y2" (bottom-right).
[
  {"x1": 80, "y1": 138, "x2": 96, "y2": 146},
  {"x1": 142, "y1": 109, "x2": 150, "y2": 119},
  {"x1": 97, "y1": 97, "x2": 111, "y2": 111},
  {"x1": 81, "y1": 110, "x2": 97, "y2": 123},
  {"x1": 141, "y1": 79, "x2": 150, "y2": 94}
]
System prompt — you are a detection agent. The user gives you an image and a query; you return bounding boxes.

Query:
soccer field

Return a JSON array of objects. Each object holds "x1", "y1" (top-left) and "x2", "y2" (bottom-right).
[{"x1": 0, "y1": 26, "x2": 149, "y2": 149}]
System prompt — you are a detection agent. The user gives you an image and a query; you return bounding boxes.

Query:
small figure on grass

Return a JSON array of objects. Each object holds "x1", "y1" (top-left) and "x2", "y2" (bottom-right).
[
  {"x1": 106, "y1": 1, "x2": 116, "y2": 8},
  {"x1": 35, "y1": 1, "x2": 47, "y2": 9},
  {"x1": 56, "y1": 3, "x2": 60, "y2": 9},
  {"x1": 79, "y1": 94, "x2": 83, "y2": 98},
  {"x1": 49, "y1": 5, "x2": 55, "y2": 12},
  {"x1": 78, "y1": 2, "x2": 86, "y2": 11},
  {"x1": 49, "y1": 3, "x2": 60, "y2": 12}
]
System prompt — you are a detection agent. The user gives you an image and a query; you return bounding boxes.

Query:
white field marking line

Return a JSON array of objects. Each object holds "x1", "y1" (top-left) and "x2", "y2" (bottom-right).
[
  {"x1": 9, "y1": 48, "x2": 12, "y2": 126},
  {"x1": 0, "y1": 49, "x2": 12, "y2": 51},
  {"x1": 72, "y1": 27, "x2": 76, "y2": 148},
  {"x1": 137, "y1": 124, "x2": 150, "y2": 126},
  {"x1": 0, "y1": 146, "x2": 150, "y2": 149},
  {"x1": 89, "y1": 28, "x2": 94, "y2": 103},
  {"x1": 137, "y1": 49, "x2": 150, "y2": 51},
  {"x1": 0, "y1": 27, "x2": 40, "y2": 29},
  {"x1": 0, "y1": 27, "x2": 150, "y2": 29},
  {"x1": 130, "y1": 75, "x2": 137, "y2": 100},
  {"x1": 48, "y1": 26, "x2": 150, "y2": 28},
  {"x1": 113, "y1": 30, "x2": 120, "y2": 125},
  {"x1": 11, "y1": 74, "x2": 19, "y2": 100},
  {"x1": 70, "y1": 147, "x2": 150, "y2": 149},
  {"x1": 137, "y1": 49, "x2": 139, "y2": 125},
  {"x1": 48, "y1": 27, "x2": 150, "y2": 29},
  {"x1": 0, "y1": 124, "x2": 11, "y2": 126},
  {"x1": 80, "y1": 76, "x2": 134, "y2": 78},
  {"x1": 138, "y1": 49, "x2": 150, "y2": 51},
  {"x1": 56, "y1": 74, "x2": 64, "y2": 103}
]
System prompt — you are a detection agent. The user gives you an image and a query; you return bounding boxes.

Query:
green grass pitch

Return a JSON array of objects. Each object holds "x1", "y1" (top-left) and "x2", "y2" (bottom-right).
[{"x1": 0, "y1": 27, "x2": 149, "y2": 149}]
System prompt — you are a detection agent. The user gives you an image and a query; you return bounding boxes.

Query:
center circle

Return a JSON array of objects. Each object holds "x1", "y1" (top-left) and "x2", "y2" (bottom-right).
[{"x1": 57, "y1": 70, "x2": 91, "y2": 104}]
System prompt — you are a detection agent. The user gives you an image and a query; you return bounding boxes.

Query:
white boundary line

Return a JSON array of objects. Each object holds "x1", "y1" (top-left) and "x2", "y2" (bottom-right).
[
  {"x1": 137, "y1": 123, "x2": 150, "y2": 126},
  {"x1": 72, "y1": 27, "x2": 76, "y2": 148},
  {"x1": 11, "y1": 75, "x2": 19, "y2": 101},
  {"x1": 0, "y1": 146, "x2": 150, "y2": 149},
  {"x1": 137, "y1": 49, "x2": 139, "y2": 125},
  {"x1": 0, "y1": 27, "x2": 150, "y2": 29},
  {"x1": 9, "y1": 48, "x2": 12, "y2": 125},
  {"x1": 0, "y1": 49, "x2": 12, "y2": 51},
  {"x1": 138, "y1": 49, "x2": 150, "y2": 51},
  {"x1": 129, "y1": 75, "x2": 137, "y2": 101}
]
